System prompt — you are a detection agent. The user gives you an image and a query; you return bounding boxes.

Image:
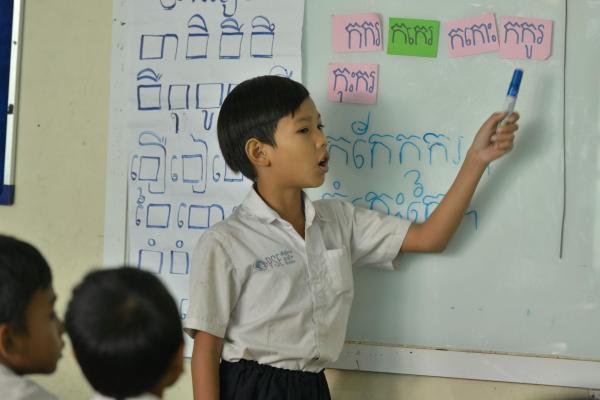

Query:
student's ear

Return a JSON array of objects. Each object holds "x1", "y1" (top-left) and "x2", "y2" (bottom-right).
[
  {"x1": 166, "y1": 344, "x2": 185, "y2": 387},
  {"x1": 245, "y1": 138, "x2": 271, "y2": 168},
  {"x1": 0, "y1": 324, "x2": 17, "y2": 359},
  {"x1": 151, "y1": 344, "x2": 184, "y2": 396}
]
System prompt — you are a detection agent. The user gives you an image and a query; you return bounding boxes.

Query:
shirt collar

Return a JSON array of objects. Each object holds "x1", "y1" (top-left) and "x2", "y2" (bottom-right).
[
  {"x1": 0, "y1": 363, "x2": 17, "y2": 379},
  {"x1": 241, "y1": 187, "x2": 318, "y2": 227}
]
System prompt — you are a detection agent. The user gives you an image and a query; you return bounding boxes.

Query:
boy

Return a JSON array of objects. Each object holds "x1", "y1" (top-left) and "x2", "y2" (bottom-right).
[
  {"x1": 0, "y1": 234, "x2": 64, "y2": 400},
  {"x1": 184, "y1": 76, "x2": 519, "y2": 399},
  {"x1": 65, "y1": 267, "x2": 184, "y2": 400}
]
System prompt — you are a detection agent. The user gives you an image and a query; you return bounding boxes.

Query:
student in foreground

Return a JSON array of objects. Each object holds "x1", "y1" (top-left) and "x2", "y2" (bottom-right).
[
  {"x1": 0, "y1": 234, "x2": 64, "y2": 400},
  {"x1": 65, "y1": 267, "x2": 184, "y2": 400},
  {"x1": 184, "y1": 76, "x2": 520, "y2": 400}
]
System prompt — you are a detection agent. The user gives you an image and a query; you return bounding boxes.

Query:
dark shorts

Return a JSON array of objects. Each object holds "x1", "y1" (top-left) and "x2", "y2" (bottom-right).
[{"x1": 220, "y1": 359, "x2": 331, "y2": 400}]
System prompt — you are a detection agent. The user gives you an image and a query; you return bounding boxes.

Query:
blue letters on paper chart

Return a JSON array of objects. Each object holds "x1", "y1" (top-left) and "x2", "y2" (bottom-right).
[{"x1": 124, "y1": 0, "x2": 304, "y2": 323}]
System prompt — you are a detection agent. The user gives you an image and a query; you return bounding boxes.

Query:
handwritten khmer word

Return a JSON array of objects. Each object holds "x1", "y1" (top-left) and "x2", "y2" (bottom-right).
[
  {"x1": 328, "y1": 63, "x2": 378, "y2": 105},
  {"x1": 332, "y1": 13, "x2": 382, "y2": 53},
  {"x1": 142, "y1": 13, "x2": 276, "y2": 61},
  {"x1": 321, "y1": 178, "x2": 479, "y2": 230},
  {"x1": 388, "y1": 17, "x2": 440, "y2": 58},
  {"x1": 445, "y1": 13, "x2": 499, "y2": 57},
  {"x1": 499, "y1": 16, "x2": 553, "y2": 60}
]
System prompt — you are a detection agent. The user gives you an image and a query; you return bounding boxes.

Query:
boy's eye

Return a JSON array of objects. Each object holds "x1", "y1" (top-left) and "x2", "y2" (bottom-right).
[
  {"x1": 317, "y1": 123, "x2": 325, "y2": 130},
  {"x1": 298, "y1": 127, "x2": 310, "y2": 134}
]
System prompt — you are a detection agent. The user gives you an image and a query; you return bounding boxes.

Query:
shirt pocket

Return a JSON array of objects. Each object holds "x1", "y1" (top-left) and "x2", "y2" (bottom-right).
[{"x1": 325, "y1": 247, "x2": 353, "y2": 294}]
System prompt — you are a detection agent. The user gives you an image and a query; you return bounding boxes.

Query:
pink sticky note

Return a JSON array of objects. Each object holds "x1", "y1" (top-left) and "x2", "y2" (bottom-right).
[
  {"x1": 328, "y1": 63, "x2": 379, "y2": 105},
  {"x1": 332, "y1": 13, "x2": 383, "y2": 52},
  {"x1": 499, "y1": 17, "x2": 553, "y2": 60},
  {"x1": 445, "y1": 13, "x2": 499, "y2": 57}
]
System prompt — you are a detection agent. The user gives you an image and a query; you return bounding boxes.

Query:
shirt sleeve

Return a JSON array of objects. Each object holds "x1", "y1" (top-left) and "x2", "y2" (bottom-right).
[
  {"x1": 183, "y1": 231, "x2": 242, "y2": 338},
  {"x1": 344, "y1": 201, "x2": 412, "y2": 270}
]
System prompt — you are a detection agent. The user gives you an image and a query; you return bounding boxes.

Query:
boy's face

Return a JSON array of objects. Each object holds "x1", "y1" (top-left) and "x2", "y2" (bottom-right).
[
  {"x1": 265, "y1": 97, "x2": 329, "y2": 189},
  {"x1": 11, "y1": 287, "x2": 65, "y2": 374}
]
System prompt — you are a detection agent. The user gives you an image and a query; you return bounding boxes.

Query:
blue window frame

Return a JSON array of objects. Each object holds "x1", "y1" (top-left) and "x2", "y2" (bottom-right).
[{"x1": 1, "y1": 0, "x2": 20, "y2": 205}]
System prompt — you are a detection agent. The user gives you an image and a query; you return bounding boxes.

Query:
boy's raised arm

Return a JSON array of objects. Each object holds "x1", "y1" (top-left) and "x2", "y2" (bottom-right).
[{"x1": 401, "y1": 112, "x2": 519, "y2": 253}]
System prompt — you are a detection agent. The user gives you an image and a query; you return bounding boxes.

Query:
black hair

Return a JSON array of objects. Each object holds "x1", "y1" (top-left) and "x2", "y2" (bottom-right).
[
  {"x1": 65, "y1": 267, "x2": 183, "y2": 399},
  {"x1": 0, "y1": 235, "x2": 52, "y2": 332},
  {"x1": 217, "y1": 75, "x2": 310, "y2": 181}
]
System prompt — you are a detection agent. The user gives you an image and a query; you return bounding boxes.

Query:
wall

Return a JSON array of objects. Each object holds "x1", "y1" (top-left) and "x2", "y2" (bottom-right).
[{"x1": 0, "y1": 0, "x2": 590, "y2": 398}]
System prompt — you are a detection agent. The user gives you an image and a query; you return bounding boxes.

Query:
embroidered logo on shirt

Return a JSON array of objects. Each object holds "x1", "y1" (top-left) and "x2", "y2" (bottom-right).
[
  {"x1": 254, "y1": 260, "x2": 267, "y2": 271},
  {"x1": 252, "y1": 250, "x2": 296, "y2": 272}
]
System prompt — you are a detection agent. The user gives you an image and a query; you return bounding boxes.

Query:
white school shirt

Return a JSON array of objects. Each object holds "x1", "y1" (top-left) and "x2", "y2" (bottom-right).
[
  {"x1": 0, "y1": 363, "x2": 58, "y2": 400},
  {"x1": 184, "y1": 188, "x2": 411, "y2": 372}
]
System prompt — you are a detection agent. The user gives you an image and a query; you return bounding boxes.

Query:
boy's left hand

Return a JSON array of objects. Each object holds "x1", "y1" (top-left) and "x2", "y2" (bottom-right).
[{"x1": 468, "y1": 112, "x2": 520, "y2": 165}]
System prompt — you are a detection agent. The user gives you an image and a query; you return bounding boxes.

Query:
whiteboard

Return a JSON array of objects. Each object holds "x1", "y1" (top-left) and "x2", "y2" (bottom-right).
[
  {"x1": 304, "y1": 0, "x2": 600, "y2": 362},
  {"x1": 106, "y1": 0, "x2": 600, "y2": 387}
]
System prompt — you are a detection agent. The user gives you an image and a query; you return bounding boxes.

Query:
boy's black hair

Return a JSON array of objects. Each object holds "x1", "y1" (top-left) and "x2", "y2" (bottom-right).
[
  {"x1": 65, "y1": 267, "x2": 183, "y2": 399},
  {"x1": 217, "y1": 75, "x2": 310, "y2": 181},
  {"x1": 0, "y1": 235, "x2": 52, "y2": 332}
]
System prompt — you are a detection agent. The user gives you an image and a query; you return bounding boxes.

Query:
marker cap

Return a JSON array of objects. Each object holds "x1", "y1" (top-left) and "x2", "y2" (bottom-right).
[{"x1": 507, "y1": 69, "x2": 524, "y2": 97}]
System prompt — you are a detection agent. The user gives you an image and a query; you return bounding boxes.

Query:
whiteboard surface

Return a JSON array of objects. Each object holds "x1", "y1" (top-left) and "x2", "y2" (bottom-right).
[{"x1": 304, "y1": 0, "x2": 600, "y2": 362}]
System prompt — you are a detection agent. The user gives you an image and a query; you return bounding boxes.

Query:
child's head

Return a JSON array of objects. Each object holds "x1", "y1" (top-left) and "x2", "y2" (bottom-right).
[
  {"x1": 218, "y1": 75, "x2": 329, "y2": 187},
  {"x1": 65, "y1": 267, "x2": 184, "y2": 398},
  {"x1": 0, "y1": 234, "x2": 64, "y2": 374}
]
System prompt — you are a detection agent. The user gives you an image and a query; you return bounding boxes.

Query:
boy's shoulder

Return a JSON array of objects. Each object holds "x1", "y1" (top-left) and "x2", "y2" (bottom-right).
[
  {"x1": 195, "y1": 197, "x2": 355, "y2": 248},
  {"x1": 312, "y1": 197, "x2": 354, "y2": 221},
  {"x1": 313, "y1": 197, "x2": 351, "y2": 210},
  {"x1": 192, "y1": 206, "x2": 249, "y2": 251},
  {"x1": 0, "y1": 363, "x2": 57, "y2": 400},
  {"x1": 200, "y1": 206, "x2": 241, "y2": 236}
]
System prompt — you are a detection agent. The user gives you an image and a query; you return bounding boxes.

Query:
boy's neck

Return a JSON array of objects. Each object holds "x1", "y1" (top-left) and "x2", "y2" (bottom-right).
[{"x1": 255, "y1": 181, "x2": 305, "y2": 238}]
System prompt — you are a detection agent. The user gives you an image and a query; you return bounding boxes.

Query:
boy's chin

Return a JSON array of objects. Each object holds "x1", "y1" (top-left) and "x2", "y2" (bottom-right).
[
  {"x1": 305, "y1": 177, "x2": 326, "y2": 188},
  {"x1": 16, "y1": 362, "x2": 58, "y2": 375},
  {"x1": 303, "y1": 184, "x2": 323, "y2": 190},
  {"x1": 32, "y1": 365, "x2": 58, "y2": 375},
  {"x1": 43, "y1": 365, "x2": 58, "y2": 374},
  {"x1": 34, "y1": 358, "x2": 61, "y2": 374}
]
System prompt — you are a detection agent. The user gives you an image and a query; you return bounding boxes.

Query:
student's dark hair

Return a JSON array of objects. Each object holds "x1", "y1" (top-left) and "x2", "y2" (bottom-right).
[
  {"x1": 217, "y1": 75, "x2": 310, "y2": 181},
  {"x1": 0, "y1": 235, "x2": 52, "y2": 332},
  {"x1": 65, "y1": 267, "x2": 183, "y2": 399}
]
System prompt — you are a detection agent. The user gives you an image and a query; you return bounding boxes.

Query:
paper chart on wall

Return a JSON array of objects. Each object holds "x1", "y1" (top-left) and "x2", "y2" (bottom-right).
[{"x1": 121, "y1": 0, "x2": 304, "y2": 346}]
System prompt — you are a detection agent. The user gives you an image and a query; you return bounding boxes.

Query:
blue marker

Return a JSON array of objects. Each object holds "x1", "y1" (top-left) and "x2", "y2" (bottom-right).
[{"x1": 500, "y1": 68, "x2": 523, "y2": 126}]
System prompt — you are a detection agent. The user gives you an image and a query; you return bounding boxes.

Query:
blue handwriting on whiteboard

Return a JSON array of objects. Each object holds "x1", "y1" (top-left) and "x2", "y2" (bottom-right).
[
  {"x1": 322, "y1": 177, "x2": 479, "y2": 231},
  {"x1": 326, "y1": 114, "x2": 468, "y2": 169}
]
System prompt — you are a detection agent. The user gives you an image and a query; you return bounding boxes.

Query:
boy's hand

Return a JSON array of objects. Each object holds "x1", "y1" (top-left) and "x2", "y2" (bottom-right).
[
  {"x1": 467, "y1": 112, "x2": 520, "y2": 165},
  {"x1": 402, "y1": 111, "x2": 520, "y2": 253}
]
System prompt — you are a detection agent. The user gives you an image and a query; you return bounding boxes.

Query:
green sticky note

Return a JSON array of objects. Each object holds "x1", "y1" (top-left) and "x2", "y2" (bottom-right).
[{"x1": 387, "y1": 18, "x2": 440, "y2": 57}]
